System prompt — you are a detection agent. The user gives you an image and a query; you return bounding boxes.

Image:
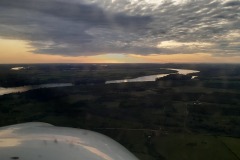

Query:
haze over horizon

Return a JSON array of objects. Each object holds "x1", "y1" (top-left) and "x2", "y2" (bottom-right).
[{"x1": 0, "y1": 0, "x2": 239, "y2": 63}]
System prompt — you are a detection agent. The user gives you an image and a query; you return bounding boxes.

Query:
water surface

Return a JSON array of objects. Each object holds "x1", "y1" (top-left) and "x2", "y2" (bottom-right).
[
  {"x1": 106, "y1": 68, "x2": 199, "y2": 84},
  {"x1": 0, "y1": 83, "x2": 73, "y2": 96},
  {"x1": 0, "y1": 68, "x2": 199, "y2": 95},
  {"x1": 11, "y1": 67, "x2": 25, "y2": 71}
]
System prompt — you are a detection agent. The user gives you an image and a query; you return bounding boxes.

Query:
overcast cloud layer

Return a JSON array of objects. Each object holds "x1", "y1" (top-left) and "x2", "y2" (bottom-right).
[{"x1": 0, "y1": 0, "x2": 239, "y2": 56}]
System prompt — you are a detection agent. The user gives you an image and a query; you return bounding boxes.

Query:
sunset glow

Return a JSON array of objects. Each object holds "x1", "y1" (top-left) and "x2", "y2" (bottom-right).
[{"x1": 1, "y1": 38, "x2": 240, "y2": 64}]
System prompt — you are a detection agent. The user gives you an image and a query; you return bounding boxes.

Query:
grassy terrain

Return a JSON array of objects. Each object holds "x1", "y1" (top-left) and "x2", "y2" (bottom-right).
[
  {"x1": 0, "y1": 63, "x2": 240, "y2": 160},
  {"x1": 219, "y1": 137, "x2": 240, "y2": 158}
]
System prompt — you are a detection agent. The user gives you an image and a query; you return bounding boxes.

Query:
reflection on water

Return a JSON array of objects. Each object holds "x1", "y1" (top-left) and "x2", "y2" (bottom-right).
[
  {"x1": 166, "y1": 68, "x2": 199, "y2": 75},
  {"x1": 0, "y1": 83, "x2": 73, "y2": 96},
  {"x1": 0, "y1": 68, "x2": 200, "y2": 95},
  {"x1": 11, "y1": 67, "x2": 25, "y2": 71},
  {"x1": 106, "y1": 74, "x2": 169, "y2": 84},
  {"x1": 106, "y1": 68, "x2": 199, "y2": 84},
  {"x1": 192, "y1": 76, "x2": 198, "y2": 79}
]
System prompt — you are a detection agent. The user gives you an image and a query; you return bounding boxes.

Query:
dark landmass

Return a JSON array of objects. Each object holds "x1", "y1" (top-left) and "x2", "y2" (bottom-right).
[
  {"x1": 0, "y1": 63, "x2": 240, "y2": 160},
  {"x1": 156, "y1": 74, "x2": 192, "y2": 81}
]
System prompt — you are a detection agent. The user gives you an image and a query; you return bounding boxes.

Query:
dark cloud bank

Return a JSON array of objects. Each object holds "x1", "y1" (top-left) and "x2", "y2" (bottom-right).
[{"x1": 0, "y1": 0, "x2": 239, "y2": 56}]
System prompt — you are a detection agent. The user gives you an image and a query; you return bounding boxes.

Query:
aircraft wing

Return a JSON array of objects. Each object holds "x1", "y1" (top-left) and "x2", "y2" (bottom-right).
[{"x1": 0, "y1": 122, "x2": 139, "y2": 160}]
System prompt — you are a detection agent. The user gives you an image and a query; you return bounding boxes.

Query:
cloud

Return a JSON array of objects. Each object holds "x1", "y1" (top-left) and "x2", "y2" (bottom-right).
[{"x1": 0, "y1": 0, "x2": 239, "y2": 56}]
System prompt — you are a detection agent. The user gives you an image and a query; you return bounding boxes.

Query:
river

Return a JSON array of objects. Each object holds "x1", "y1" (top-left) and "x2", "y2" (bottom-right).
[
  {"x1": 0, "y1": 68, "x2": 199, "y2": 96},
  {"x1": 0, "y1": 83, "x2": 73, "y2": 96},
  {"x1": 105, "y1": 68, "x2": 199, "y2": 84}
]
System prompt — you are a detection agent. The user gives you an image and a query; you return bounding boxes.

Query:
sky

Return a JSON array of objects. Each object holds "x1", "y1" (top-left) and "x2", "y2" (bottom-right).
[{"x1": 0, "y1": 0, "x2": 239, "y2": 63}]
